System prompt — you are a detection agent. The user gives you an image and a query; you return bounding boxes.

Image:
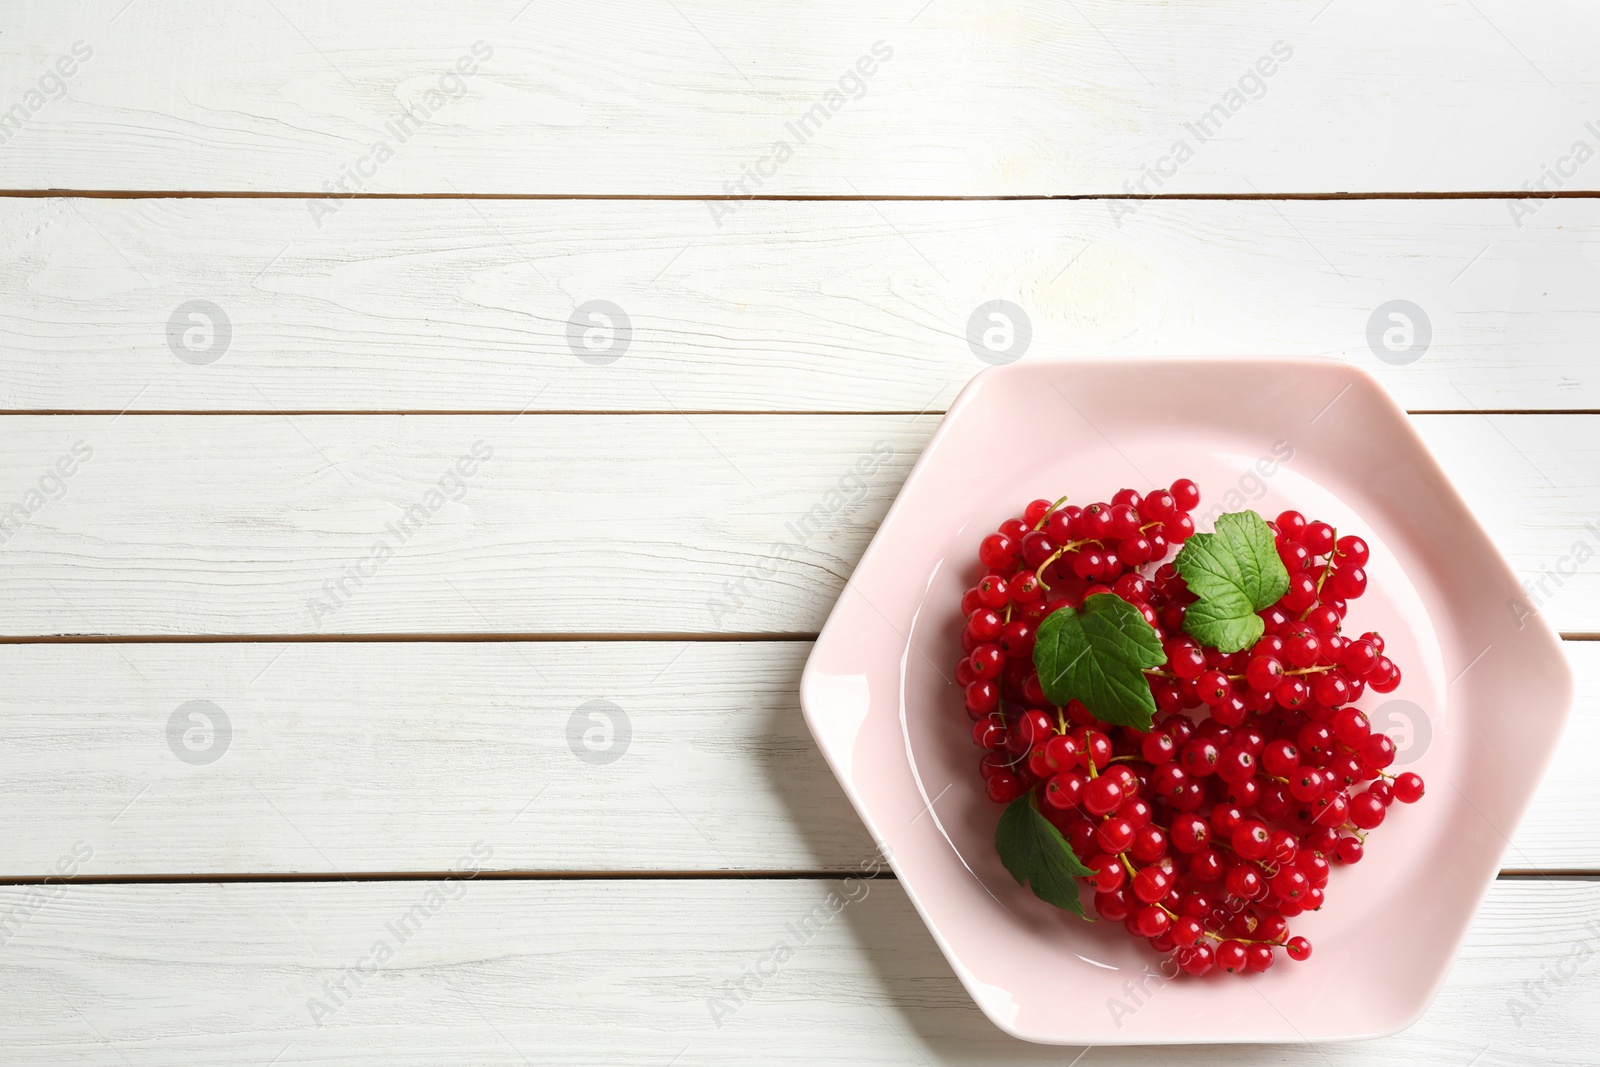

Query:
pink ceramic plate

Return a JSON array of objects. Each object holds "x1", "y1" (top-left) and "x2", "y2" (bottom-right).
[{"x1": 800, "y1": 358, "x2": 1572, "y2": 1044}]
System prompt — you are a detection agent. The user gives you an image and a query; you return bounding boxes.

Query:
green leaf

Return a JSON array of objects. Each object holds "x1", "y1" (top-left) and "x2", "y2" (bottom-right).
[
  {"x1": 1032, "y1": 593, "x2": 1166, "y2": 730},
  {"x1": 1180, "y1": 589, "x2": 1263, "y2": 652},
  {"x1": 1175, "y1": 510, "x2": 1291, "y2": 653},
  {"x1": 995, "y1": 795, "x2": 1093, "y2": 916}
]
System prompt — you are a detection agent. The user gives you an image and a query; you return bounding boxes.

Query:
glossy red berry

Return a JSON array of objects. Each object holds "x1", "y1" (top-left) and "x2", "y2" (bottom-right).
[
  {"x1": 1140, "y1": 731, "x2": 1178, "y2": 765},
  {"x1": 1042, "y1": 734, "x2": 1080, "y2": 771},
  {"x1": 1096, "y1": 816, "x2": 1137, "y2": 854},
  {"x1": 1129, "y1": 824, "x2": 1167, "y2": 863},
  {"x1": 1304, "y1": 604, "x2": 1343, "y2": 636},
  {"x1": 1286, "y1": 936, "x2": 1312, "y2": 961},
  {"x1": 1261, "y1": 739, "x2": 1300, "y2": 777},
  {"x1": 1141, "y1": 490, "x2": 1179, "y2": 523},
  {"x1": 1245, "y1": 654, "x2": 1285, "y2": 693},
  {"x1": 971, "y1": 715, "x2": 1006, "y2": 750},
  {"x1": 1310, "y1": 790, "x2": 1350, "y2": 828},
  {"x1": 969, "y1": 644, "x2": 1005, "y2": 680},
  {"x1": 1020, "y1": 530, "x2": 1057, "y2": 568},
  {"x1": 1216, "y1": 939, "x2": 1249, "y2": 973},
  {"x1": 1302, "y1": 521, "x2": 1335, "y2": 554},
  {"x1": 1134, "y1": 904, "x2": 1171, "y2": 938},
  {"x1": 1312, "y1": 671, "x2": 1351, "y2": 708},
  {"x1": 1288, "y1": 767, "x2": 1326, "y2": 803},
  {"x1": 978, "y1": 533, "x2": 1018, "y2": 570},
  {"x1": 1083, "y1": 775, "x2": 1124, "y2": 815},
  {"x1": 1088, "y1": 853, "x2": 1125, "y2": 892},
  {"x1": 1216, "y1": 746, "x2": 1257, "y2": 785},
  {"x1": 1348, "y1": 791, "x2": 1387, "y2": 829},
  {"x1": 1165, "y1": 638, "x2": 1207, "y2": 680},
  {"x1": 1363, "y1": 732, "x2": 1398, "y2": 769},
  {"x1": 999, "y1": 619, "x2": 1036, "y2": 657},
  {"x1": 1095, "y1": 888, "x2": 1131, "y2": 922},
  {"x1": 1225, "y1": 865, "x2": 1265, "y2": 901},
  {"x1": 1178, "y1": 942, "x2": 1215, "y2": 975},
  {"x1": 1331, "y1": 565, "x2": 1367, "y2": 599},
  {"x1": 1180, "y1": 738, "x2": 1221, "y2": 777},
  {"x1": 1335, "y1": 534, "x2": 1370, "y2": 567},
  {"x1": 964, "y1": 680, "x2": 999, "y2": 716},
  {"x1": 1170, "y1": 813, "x2": 1210, "y2": 853},
  {"x1": 1275, "y1": 510, "x2": 1307, "y2": 537},
  {"x1": 1132, "y1": 866, "x2": 1174, "y2": 904},
  {"x1": 1231, "y1": 821, "x2": 1271, "y2": 861},
  {"x1": 1196, "y1": 669, "x2": 1232, "y2": 707},
  {"x1": 1188, "y1": 848, "x2": 1225, "y2": 883},
  {"x1": 1339, "y1": 638, "x2": 1378, "y2": 677},
  {"x1": 1279, "y1": 572, "x2": 1316, "y2": 612},
  {"x1": 1278, "y1": 540, "x2": 1312, "y2": 573},
  {"x1": 1274, "y1": 676, "x2": 1309, "y2": 710},
  {"x1": 1393, "y1": 771, "x2": 1426, "y2": 803},
  {"x1": 1042, "y1": 771, "x2": 1086, "y2": 810},
  {"x1": 1076, "y1": 728, "x2": 1114, "y2": 771},
  {"x1": 985, "y1": 772, "x2": 1022, "y2": 803},
  {"x1": 1271, "y1": 865, "x2": 1311, "y2": 903},
  {"x1": 1335, "y1": 836, "x2": 1364, "y2": 865},
  {"x1": 1014, "y1": 708, "x2": 1054, "y2": 750},
  {"x1": 1284, "y1": 630, "x2": 1321, "y2": 669}
]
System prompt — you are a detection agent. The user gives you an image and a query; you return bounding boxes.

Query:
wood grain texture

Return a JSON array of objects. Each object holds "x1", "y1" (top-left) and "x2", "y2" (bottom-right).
[
  {"x1": 3, "y1": 2, "x2": 1599, "y2": 194},
  {"x1": 1, "y1": 878, "x2": 1595, "y2": 1064},
  {"x1": 0, "y1": 413, "x2": 1595, "y2": 635},
  {"x1": 3, "y1": 197, "x2": 1599, "y2": 413},
  {"x1": 0, "y1": 641, "x2": 872, "y2": 877},
  {"x1": 0, "y1": 639, "x2": 1591, "y2": 878}
]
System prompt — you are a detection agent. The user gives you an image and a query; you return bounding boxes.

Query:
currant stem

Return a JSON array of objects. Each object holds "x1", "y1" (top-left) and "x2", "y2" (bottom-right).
[
  {"x1": 1299, "y1": 528, "x2": 1341, "y2": 621},
  {"x1": 1033, "y1": 537, "x2": 1100, "y2": 591},
  {"x1": 1031, "y1": 495, "x2": 1070, "y2": 532}
]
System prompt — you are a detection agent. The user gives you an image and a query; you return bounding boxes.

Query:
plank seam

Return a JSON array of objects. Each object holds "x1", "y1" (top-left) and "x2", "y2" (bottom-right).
[
  {"x1": 0, "y1": 871, "x2": 1586, "y2": 885},
  {"x1": 2, "y1": 634, "x2": 1598, "y2": 643},
  {"x1": 2, "y1": 410, "x2": 1595, "y2": 418},
  {"x1": 0, "y1": 871, "x2": 901, "y2": 885},
  {"x1": 8, "y1": 190, "x2": 1600, "y2": 202}
]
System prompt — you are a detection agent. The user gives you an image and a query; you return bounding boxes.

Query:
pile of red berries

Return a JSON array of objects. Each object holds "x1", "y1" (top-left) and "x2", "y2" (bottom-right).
[{"x1": 959, "y1": 481, "x2": 1426, "y2": 976}]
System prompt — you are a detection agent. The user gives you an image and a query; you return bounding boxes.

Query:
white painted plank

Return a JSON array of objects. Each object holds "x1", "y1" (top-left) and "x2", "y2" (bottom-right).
[
  {"x1": 4, "y1": 198, "x2": 1599, "y2": 412},
  {"x1": 0, "y1": 414, "x2": 1595, "y2": 634},
  {"x1": 0, "y1": 639, "x2": 1591, "y2": 878},
  {"x1": 3, "y1": 2, "x2": 1599, "y2": 194},
  {"x1": 0, "y1": 878, "x2": 1594, "y2": 1064},
  {"x1": 0, "y1": 641, "x2": 872, "y2": 876}
]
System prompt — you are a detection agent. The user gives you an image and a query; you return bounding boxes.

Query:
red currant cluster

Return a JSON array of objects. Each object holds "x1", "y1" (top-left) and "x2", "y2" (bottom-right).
[{"x1": 958, "y1": 483, "x2": 1427, "y2": 976}]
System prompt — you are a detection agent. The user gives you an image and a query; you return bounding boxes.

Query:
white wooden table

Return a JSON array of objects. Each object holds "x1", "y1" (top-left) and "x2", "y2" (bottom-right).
[{"x1": 2, "y1": 3, "x2": 1598, "y2": 1063}]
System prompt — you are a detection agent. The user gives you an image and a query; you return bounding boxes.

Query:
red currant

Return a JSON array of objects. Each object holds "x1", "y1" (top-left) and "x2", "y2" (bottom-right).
[
  {"x1": 1196, "y1": 669, "x2": 1233, "y2": 707},
  {"x1": 964, "y1": 680, "x2": 999, "y2": 716},
  {"x1": 1181, "y1": 738, "x2": 1221, "y2": 777},
  {"x1": 1302, "y1": 521, "x2": 1335, "y2": 554},
  {"x1": 1178, "y1": 942, "x2": 1215, "y2": 975},
  {"x1": 979, "y1": 533, "x2": 1019, "y2": 570},
  {"x1": 1335, "y1": 534, "x2": 1370, "y2": 567},
  {"x1": 1393, "y1": 772, "x2": 1425, "y2": 803},
  {"x1": 1083, "y1": 775, "x2": 1124, "y2": 815}
]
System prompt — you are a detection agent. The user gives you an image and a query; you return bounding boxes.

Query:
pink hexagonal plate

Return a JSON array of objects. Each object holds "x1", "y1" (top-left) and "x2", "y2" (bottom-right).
[{"x1": 800, "y1": 358, "x2": 1572, "y2": 1044}]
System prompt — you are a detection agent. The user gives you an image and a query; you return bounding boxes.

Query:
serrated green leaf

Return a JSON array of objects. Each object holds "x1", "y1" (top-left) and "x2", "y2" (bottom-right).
[
  {"x1": 1032, "y1": 593, "x2": 1166, "y2": 730},
  {"x1": 1181, "y1": 589, "x2": 1264, "y2": 652},
  {"x1": 1175, "y1": 510, "x2": 1290, "y2": 653},
  {"x1": 995, "y1": 795, "x2": 1092, "y2": 916}
]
